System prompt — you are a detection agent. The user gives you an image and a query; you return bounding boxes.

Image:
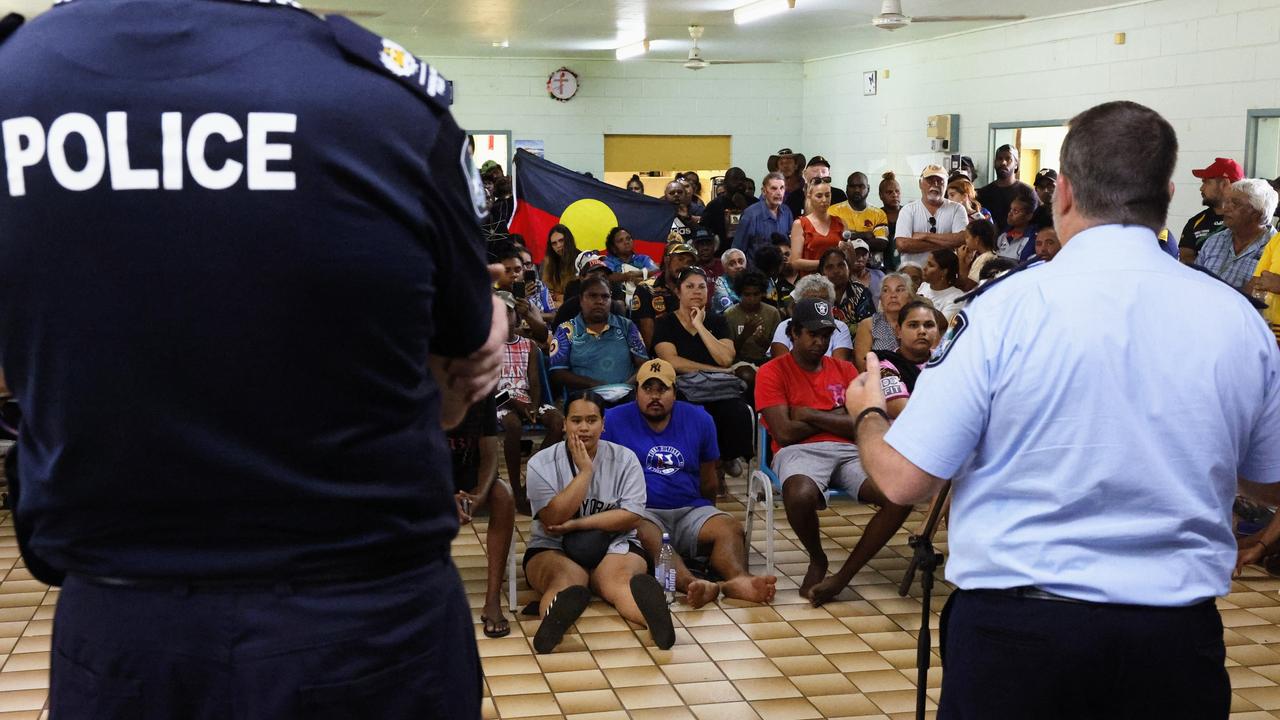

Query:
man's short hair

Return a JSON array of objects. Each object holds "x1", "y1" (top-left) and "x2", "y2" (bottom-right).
[
  {"x1": 763, "y1": 171, "x2": 786, "y2": 187},
  {"x1": 995, "y1": 144, "x2": 1020, "y2": 161},
  {"x1": 579, "y1": 274, "x2": 611, "y2": 297},
  {"x1": 753, "y1": 245, "x2": 784, "y2": 275},
  {"x1": 846, "y1": 171, "x2": 866, "y2": 185},
  {"x1": 734, "y1": 271, "x2": 769, "y2": 296},
  {"x1": 1059, "y1": 101, "x2": 1177, "y2": 232},
  {"x1": 769, "y1": 232, "x2": 790, "y2": 247}
]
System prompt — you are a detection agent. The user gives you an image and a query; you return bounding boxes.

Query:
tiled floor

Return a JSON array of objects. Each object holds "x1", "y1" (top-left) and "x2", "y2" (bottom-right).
[{"x1": 1, "y1": 474, "x2": 1280, "y2": 718}]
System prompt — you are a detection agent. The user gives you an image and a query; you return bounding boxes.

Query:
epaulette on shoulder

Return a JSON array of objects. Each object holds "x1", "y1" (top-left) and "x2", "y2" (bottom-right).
[
  {"x1": 958, "y1": 256, "x2": 1043, "y2": 303},
  {"x1": 0, "y1": 13, "x2": 24, "y2": 46},
  {"x1": 325, "y1": 15, "x2": 453, "y2": 109}
]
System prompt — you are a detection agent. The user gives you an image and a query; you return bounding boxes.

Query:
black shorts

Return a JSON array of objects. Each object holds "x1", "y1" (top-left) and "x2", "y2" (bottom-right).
[{"x1": 523, "y1": 542, "x2": 652, "y2": 577}]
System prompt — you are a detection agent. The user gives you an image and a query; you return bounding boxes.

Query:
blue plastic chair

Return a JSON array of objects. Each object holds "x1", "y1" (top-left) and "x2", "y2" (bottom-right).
[{"x1": 743, "y1": 412, "x2": 857, "y2": 576}]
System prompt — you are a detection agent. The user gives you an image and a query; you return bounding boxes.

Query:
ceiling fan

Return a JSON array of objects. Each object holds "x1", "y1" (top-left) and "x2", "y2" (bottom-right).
[
  {"x1": 872, "y1": 0, "x2": 1025, "y2": 31},
  {"x1": 673, "y1": 25, "x2": 788, "y2": 70}
]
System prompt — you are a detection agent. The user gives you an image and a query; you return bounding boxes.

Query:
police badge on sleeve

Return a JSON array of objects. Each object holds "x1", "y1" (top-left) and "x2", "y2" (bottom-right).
[{"x1": 926, "y1": 311, "x2": 968, "y2": 368}]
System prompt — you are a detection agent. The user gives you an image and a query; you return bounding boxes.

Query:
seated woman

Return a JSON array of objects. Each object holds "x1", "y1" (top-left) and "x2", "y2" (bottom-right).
[
  {"x1": 917, "y1": 249, "x2": 965, "y2": 320},
  {"x1": 819, "y1": 248, "x2": 875, "y2": 326},
  {"x1": 652, "y1": 267, "x2": 755, "y2": 482},
  {"x1": 711, "y1": 248, "x2": 748, "y2": 312},
  {"x1": 770, "y1": 274, "x2": 854, "y2": 362},
  {"x1": 602, "y1": 226, "x2": 659, "y2": 284},
  {"x1": 875, "y1": 301, "x2": 945, "y2": 419},
  {"x1": 789, "y1": 178, "x2": 845, "y2": 274},
  {"x1": 853, "y1": 272, "x2": 914, "y2": 372},
  {"x1": 541, "y1": 224, "x2": 580, "y2": 306},
  {"x1": 525, "y1": 392, "x2": 675, "y2": 654},
  {"x1": 957, "y1": 218, "x2": 998, "y2": 290}
]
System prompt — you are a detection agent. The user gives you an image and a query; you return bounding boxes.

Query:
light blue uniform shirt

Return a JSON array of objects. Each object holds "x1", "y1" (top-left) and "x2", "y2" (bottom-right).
[{"x1": 886, "y1": 225, "x2": 1280, "y2": 605}]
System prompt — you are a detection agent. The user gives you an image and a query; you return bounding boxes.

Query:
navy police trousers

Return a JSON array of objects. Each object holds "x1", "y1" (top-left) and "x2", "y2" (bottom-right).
[
  {"x1": 938, "y1": 588, "x2": 1230, "y2": 719},
  {"x1": 50, "y1": 555, "x2": 481, "y2": 719}
]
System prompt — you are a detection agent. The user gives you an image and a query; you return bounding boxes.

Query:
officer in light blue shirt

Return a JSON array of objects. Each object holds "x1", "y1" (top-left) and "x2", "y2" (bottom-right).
[{"x1": 846, "y1": 101, "x2": 1280, "y2": 719}]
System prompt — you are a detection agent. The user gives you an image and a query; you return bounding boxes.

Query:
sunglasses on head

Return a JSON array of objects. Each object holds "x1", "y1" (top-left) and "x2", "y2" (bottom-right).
[
  {"x1": 678, "y1": 266, "x2": 708, "y2": 282},
  {"x1": 809, "y1": 177, "x2": 833, "y2": 186}
]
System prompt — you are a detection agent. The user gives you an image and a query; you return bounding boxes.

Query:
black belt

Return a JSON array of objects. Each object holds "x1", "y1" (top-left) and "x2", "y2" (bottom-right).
[
  {"x1": 70, "y1": 548, "x2": 448, "y2": 593},
  {"x1": 979, "y1": 586, "x2": 1092, "y2": 605}
]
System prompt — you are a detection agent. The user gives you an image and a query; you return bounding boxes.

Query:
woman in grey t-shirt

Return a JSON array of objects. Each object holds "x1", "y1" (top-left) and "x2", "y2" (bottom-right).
[{"x1": 524, "y1": 392, "x2": 673, "y2": 654}]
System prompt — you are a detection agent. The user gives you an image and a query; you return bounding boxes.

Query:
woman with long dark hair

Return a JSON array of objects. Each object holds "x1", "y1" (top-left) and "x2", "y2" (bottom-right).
[
  {"x1": 541, "y1": 224, "x2": 580, "y2": 304},
  {"x1": 919, "y1": 249, "x2": 965, "y2": 320}
]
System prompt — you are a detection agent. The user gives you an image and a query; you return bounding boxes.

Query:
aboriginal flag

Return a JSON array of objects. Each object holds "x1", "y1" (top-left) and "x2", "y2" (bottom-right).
[{"x1": 508, "y1": 150, "x2": 675, "y2": 264}]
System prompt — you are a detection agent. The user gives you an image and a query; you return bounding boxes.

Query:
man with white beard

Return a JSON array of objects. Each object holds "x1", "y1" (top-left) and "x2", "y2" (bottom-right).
[{"x1": 893, "y1": 164, "x2": 969, "y2": 268}]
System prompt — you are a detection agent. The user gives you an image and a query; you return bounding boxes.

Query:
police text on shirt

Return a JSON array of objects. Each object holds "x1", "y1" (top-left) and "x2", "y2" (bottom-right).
[{"x1": 3, "y1": 112, "x2": 297, "y2": 196}]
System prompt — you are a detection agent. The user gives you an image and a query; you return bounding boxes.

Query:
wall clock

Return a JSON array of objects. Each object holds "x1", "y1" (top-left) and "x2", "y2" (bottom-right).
[{"x1": 547, "y1": 67, "x2": 579, "y2": 102}]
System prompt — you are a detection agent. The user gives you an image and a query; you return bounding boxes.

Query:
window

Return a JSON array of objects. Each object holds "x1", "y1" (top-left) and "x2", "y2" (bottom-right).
[
  {"x1": 987, "y1": 121, "x2": 1068, "y2": 185},
  {"x1": 1246, "y1": 110, "x2": 1280, "y2": 181}
]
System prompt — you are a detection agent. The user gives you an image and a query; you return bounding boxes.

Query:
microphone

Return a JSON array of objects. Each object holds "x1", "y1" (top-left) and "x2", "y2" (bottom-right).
[{"x1": 841, "y1": 230, "x2": 854, "y2": 241}]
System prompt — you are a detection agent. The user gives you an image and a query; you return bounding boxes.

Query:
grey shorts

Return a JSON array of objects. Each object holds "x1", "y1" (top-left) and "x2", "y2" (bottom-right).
[
  {"x1": 640, "y1": 505, "x2": 730, "y2": 560},
  {"x1": 772, "y1": 441, "x2": 867, "y2": 505}
]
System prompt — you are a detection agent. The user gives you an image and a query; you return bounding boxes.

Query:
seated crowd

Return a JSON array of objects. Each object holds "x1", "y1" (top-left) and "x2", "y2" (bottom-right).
[{"x1": 454, "y1": 148, "x2": 1280, "y2": 651}]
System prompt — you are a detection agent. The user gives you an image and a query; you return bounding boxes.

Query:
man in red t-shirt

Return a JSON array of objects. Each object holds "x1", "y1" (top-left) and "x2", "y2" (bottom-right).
[{"x1": 755, "y1": 299, "x2": 912, "y2": 607}]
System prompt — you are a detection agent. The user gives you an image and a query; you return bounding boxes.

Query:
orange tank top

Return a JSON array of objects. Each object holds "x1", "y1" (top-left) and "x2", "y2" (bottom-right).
[{"x1": 800, "y1": 215, "x2": 845, "y2": 260}]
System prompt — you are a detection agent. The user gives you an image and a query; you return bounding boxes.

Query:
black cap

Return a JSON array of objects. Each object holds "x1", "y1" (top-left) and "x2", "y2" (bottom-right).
[
  {"x1": 1035, "y1": 168, "x2": 1058, "y2": 186},
  {"x1": 807, "y1": 155, "x2": 831, "y2": 169},
  {"x1": 792, "y1": 298, "x2": 838, "y2": 331}
]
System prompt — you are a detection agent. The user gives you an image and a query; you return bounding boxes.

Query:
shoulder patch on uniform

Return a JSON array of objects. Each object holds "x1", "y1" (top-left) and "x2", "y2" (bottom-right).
[
  {"x1": 0, "y1": 13, "x2": 24, "y2": 45},
  {"x1": 925, "y1": 311, "x2": 968, "y2": 368},
  {"x1": 460, "y1": 141, "x2": 487, "y2": 220},
  {"x1": 326, "y1": 15, "x2": 453, "y2": 108}
]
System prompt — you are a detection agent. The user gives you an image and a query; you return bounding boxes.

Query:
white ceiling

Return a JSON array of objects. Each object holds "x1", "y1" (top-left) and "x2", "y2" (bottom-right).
[{"x1": 1, "y1": 0, "x2": 1131, "y2": 62}]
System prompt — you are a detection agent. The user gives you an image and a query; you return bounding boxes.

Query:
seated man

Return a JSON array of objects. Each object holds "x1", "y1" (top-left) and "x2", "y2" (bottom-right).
[
  {"x1": 549, "y1": 275, "x2": 649, "y2": 395},
  {"x1": 603, "y1": 360, "x2": 777, "y2": 608},
  {"x1": 755, "y1": 299, "x2": 912, "y2": 606},
  {"x1": 496, "y1": 292, "x2": 565, "y2": 513},
  {"x1": 446, "y1": 395, "x2": 516, "y2": 639},
  {"x1": 525, "y1": 392, "x2": 674, "y2": 653}
]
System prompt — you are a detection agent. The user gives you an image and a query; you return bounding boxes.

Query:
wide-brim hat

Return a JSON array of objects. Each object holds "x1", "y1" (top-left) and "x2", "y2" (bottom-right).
[{"x1": 767, "y1": 148, "x2": 805, "y2": 174}]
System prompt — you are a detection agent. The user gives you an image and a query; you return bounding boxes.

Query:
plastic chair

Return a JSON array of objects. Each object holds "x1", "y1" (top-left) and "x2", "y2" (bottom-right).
[{"x1": 743, "y1": 412, "x2": 857, "y2": 576}]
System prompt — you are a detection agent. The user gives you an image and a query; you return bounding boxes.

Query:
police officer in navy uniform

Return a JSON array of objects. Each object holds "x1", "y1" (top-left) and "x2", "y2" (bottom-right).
[
  {"x1": 845, "y1": 101, "x2": 1280, "y2": 719},
  {"x1": 0, "y1": 1, "x2": 505, "y2": 717}
]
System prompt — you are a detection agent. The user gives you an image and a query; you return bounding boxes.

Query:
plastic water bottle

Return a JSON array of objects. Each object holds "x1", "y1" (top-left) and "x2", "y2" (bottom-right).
[{"x1": 655, "y1": 532, "x2": 676, "y2": 604}]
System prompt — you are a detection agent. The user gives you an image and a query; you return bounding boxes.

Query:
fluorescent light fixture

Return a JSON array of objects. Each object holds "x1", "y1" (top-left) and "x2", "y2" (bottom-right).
[
  {"x1": 733, "y1": 0, "x2": 795, "y2": 25},
  {"x1": 615, "y1": 39, "x2": 649, "y2": 60},
  {"x1": 491, "y1": 40, "x2": 509, "y2": 48}
]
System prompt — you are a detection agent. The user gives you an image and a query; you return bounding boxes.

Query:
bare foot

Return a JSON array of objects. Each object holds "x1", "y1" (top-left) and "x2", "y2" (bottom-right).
[
  {"x1": 685, "y1": 579, "x2": 720, "y2": 608},
  {"x1": 798, "y1": 556, "x2": 828, "y2": 599},
  {"x1": 807, "y1": 574, "x2": 850, "y2": 607},
  {"x1": 722, "y1": 574, "x2": 778, "y2": 604}
]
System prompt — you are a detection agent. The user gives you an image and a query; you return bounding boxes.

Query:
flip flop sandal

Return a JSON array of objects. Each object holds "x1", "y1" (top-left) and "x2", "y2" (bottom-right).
[
  {"x1": 533, "y1": 585, "x2": 591, "y2": 654},
  {"x1": 481, "y1": 614, "x2": 511, "y2": 639},
  {"x1": 630, "y1": 574, "x2": 675, "y2": 650}
]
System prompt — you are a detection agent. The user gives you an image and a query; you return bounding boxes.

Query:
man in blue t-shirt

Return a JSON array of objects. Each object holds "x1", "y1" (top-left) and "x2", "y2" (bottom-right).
[{"x1": 604, "y1": 360, "x2": 777, "y2": 607}]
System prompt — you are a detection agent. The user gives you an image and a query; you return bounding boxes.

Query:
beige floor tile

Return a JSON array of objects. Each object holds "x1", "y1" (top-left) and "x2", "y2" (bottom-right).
[
  {"x1": 0, "y1": 655, "x2": 47, "y2": 674},
  {"x1": 582, "y1": 631, "x2": 641, "y2": 651},
  {"x1": 1230, "y1": 666, "x2": 1277, "y2": 690},
  {"x1": 718, "y1": 658, "x2": 783, "y2": 680},
  {"x1": 0, "y1": 672, "x2": 46, "y2": 693},
  {"x1": 487, "y1": 673, "x2": 552, "y2": 697},
  {"x1": 482, "y1": 655, "x2": 543, "y2": 676},
  {"x1": 478, "y1": 637, "x2": 533, "y2": 658},
  {"x1": 545, "y1": 669, "x2": 610, "y2": 692},
  {"x1": 810, "y1": 633, "x2": 875, "y2": 654},
  {"x1": 771, "y1": 655, "x2": 839, "y2": 677},
  {"x1": 724, "y1": 607, "x2": 784, "y2": 625},
  {"x1": 809, "y1": 692, "x2": 882, "y2": 717},
  {"x1": 849, "y1": 669, "x2": 916, "y2": 693},
  {"x1": 564, "y1": 712, "x2": 628, "y2": 720},
  {"x1": 648, "y1": 644, "x2": 711, "y2": 665},
  {"x1": 614, "y1": 684, "x2": 685, "y2": 710},
  {"x1": 0, "y1": 690, "x2": 46, "y2": 713},
  {"x1": 628, "y1": 707, "x2": 696, "y2": 720},
  {"x1": 661, "y1": 661, "x2": 727, "y2": 684},
  {"x1": 688, "y1": 624, "x2": 750, "y2": 644},
  {"x1": 734, "y1": 676, "x2": 802, "y2": 701},
  {"x1": 675, "y1": 679, "x2": 744, "y2": 705},
  {"x1": 790, "y1": 672, "x2": 858, "y2": 697},
  {"x1": 602, "y1": 665, "x2": 668, "y2": 688},
  {"x1": 750, "y1": 697, "x2": 823, "y2": 720},
  {"x1": 553, "y1": 689, "x2": 622, "y2": 715},
  {"x1": 6, "y1": 640, "x2": 44, "y2": 657},
  {"x1": 840, "y1": 615, "x2": 902, "y2": 633},
  {"x1": 1235, "y1": 685, "x2": 1280, "y2": 711},
  {"x1": 742, "y1": 622, "x2": 799, "y2": 640},
  {"x1": 754, "y1": 637, "x2": 817, "y2": 658},
  {"x1": 573, "y1": 615, "x2": 633, "y2": 634},
  {"x1": 591, "y1": 647, "x2": 654, "y2": 669},
  {"x1": 534, "y1": 651, "x2": 598, "y2": 673},
  {"x1": 830, "y1": 651, "x2": 896, "y2": 673},
  {"x1": 678, "y1": 609, "x2": 734, "y2": 627},
  {"x1": 690, "y1": 700, "x2": 763, "y2": 720},
  {"x1": 867, "y1": 689, "x2": 932, "y2": 714}
]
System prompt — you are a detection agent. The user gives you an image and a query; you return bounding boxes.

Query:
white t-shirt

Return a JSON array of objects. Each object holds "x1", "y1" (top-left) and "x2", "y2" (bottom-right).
[
  {"x1": 526, "y1": 440, "x2": 648, "y2": 554},
  {"x1": 895, "y1": 199, "x2": 968, "y2": 268},
  {"x1": 918, "y1": 284, "x2": 966, "y2": 320},
  {"x1": 771, "y1": 318, "x2": 854, "y2": 357}
]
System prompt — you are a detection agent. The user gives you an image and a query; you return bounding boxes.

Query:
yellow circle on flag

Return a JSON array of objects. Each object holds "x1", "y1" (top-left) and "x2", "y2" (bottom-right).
[{"x1": 560, "y1": 199, "x2": 619, "y2": 252}]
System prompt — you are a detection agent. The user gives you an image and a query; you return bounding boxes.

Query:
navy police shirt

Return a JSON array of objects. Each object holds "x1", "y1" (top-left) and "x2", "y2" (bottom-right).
[{"x1": 0, "y1": 0, "x2": 492, "y2": 580}]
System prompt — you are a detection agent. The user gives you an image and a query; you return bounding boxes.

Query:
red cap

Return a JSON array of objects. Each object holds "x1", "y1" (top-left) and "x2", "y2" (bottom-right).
[{"x1": 1191, "y1": 158, "x2": 1243, "y2": 182}]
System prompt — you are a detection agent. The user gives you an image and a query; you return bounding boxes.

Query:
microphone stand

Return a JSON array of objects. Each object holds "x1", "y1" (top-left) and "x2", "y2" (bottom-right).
[{"x1": 898, "y1": 483, "x2": 951, "y2": 720}]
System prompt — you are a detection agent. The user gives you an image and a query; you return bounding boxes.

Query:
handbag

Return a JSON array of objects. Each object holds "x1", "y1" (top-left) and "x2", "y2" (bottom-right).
[{"x1": 675, "y1": 370, "x2": 746, "y2": 403}]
